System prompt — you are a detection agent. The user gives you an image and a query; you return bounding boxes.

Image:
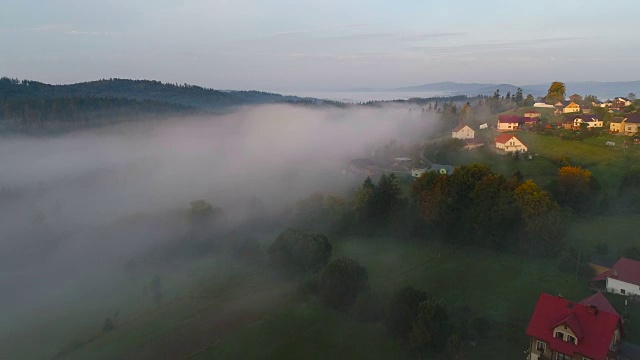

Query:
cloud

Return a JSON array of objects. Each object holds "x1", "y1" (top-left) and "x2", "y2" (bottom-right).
[
  {"x1": 0, "y1": 24, "x2": 116, "y2": 36},
  {"x1": 408, "y1": 37, "x2": 590, "y2": 55}
]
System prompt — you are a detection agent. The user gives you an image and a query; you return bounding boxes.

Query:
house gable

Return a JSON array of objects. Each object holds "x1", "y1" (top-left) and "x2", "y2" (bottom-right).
[{"x1": 526, "y1": 293, "x2": 622, "y2": 360}]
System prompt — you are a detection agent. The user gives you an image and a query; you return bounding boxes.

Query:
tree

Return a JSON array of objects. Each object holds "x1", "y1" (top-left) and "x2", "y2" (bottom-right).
[
  {"x1": 552, "y1": 166, "x2": 599, "y2": 212},
  {"x1": 524, "y1": 94, "x2": 535, "y2": 107},
  {"x1": 372, "y1": 172, "x2": 402, "y2": 221},
  {"x1": 628, "y1": 93, "x2": 636, "y2": 101},
  {"x1": 569, "y1": 94, "x2": 583, "y2": 104},
  {"x1": 514, "y1": 180, "x2": 567, "y2": 255},
  {"x1": 268, "y1": 229, "x2": 332, "y2": 275},
  {"x1": 546, "y1": 82, "x2": 566, "y2": 104},
  {"x1": 584, "y1": 94, "x2": 599, "y2": 105},
  {"x1": 408, "y1": 297, "x2": 453, "y2": 351},
  {"x1": 514, "y1": 88, "x2": 524, "y2": 105},
  {"x1": 386, "y1": 286, "x2": 428, "y2": 339},
  {"x1": 319, "y1": 257, "x2": 369, "y2": 310}
]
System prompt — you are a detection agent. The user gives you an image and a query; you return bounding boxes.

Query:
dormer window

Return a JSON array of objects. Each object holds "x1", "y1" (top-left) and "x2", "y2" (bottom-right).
[
  {"x1": 555, "y1": 331, "x2": 564, "y2": 340},
  {"x1": 567, "y1": 335, "x2": 577, "y2": 344}
]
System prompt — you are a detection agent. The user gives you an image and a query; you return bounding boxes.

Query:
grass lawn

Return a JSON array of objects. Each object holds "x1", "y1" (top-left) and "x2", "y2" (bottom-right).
[
  {"x1": 192, "y1": 303, "x2": 412, "y2": 360},
  {"x1": 566, "y1": 213, "x2": 640, "y2": 255},
  {"x1": 50, "y1": 235, "x2": 594, "y2": 360}
]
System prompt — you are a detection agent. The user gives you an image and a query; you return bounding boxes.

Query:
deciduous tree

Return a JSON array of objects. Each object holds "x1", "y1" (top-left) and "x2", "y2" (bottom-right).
[
  {"x1": 546, "y1": 82, "x2": 566, "y2": 104},
  {"x1": 320, "y1": 257, "x2": 368, "y2": 310}
]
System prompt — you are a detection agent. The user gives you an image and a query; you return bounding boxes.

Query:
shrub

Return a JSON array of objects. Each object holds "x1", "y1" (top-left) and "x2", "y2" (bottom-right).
[
  {"x1": 319, "y1": 257, "x2": 368, "y2": 310},
  {"x1": 385, "y1": 286, "x2": 428, "y2": 339},
  {"x1": 268, "y1": 229, "x2": 332, "y2": 275}
]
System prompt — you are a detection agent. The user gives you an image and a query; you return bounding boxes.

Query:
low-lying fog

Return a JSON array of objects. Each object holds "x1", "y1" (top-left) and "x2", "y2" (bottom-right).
[{"x1": 0, "y1": 103, "x2": 436, "y2": 351}]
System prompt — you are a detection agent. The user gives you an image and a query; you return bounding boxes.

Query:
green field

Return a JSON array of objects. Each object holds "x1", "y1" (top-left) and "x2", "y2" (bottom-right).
[
  {"x1": 11, "y1": 130, "x2": 640, "y2": 360},
  {"x1": 42, "y1": 235, "x2": 603, "y2": 360}
]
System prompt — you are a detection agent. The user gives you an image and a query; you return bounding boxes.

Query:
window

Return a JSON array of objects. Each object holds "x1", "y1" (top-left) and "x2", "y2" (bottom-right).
[
  {"x1": 567, "y1": 335, "x2": 576, "y2": 344},
  {"x1": 555, "y1": 331, "x2": 564, "y2": 340},
  {"x1": 536, "y1": 341, "x2": 546, "y2": 352},
  {"x1": 621, "y1": 289, "x2": 626, "y2": 295},
  {"x1": 557, "y1": 353, "x2": 570, "y2": 360}
]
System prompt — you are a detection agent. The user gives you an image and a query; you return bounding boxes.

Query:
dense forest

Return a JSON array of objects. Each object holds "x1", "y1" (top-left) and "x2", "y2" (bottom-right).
[{"x1": 0, "y1": 77, "x2": 307, "y2": 109}]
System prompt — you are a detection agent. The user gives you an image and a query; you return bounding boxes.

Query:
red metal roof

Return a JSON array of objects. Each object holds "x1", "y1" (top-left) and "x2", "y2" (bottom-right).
[
  {"x1": 526, "y1": 293, "x2": 622, "y2": 360},
  {"x1": 498, "y1": 115, "x2": 523, "y2": 123},
  {"x1": 592, "y1": 257, "x2": 640, "y2": 286},
  {"x1": 495, "y1": 133, "x2": 519, "y2": 144},
  {"x1": 579, "y1": 292, "x2": 620, "y2": 317}
]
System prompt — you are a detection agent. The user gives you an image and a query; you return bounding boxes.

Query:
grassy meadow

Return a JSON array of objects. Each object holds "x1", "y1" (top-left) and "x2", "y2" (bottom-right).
[{"x1": 48, "y1": 235, "x2": 600, "y2": 360}]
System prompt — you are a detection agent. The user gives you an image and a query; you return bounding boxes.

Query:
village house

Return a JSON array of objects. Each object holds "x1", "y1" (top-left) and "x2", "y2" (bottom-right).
[
  {"x1": 534, "y1": 102, "x2": 555, "y2": 109},
  {"x1": 497, "y1": 115, "x2": 523, "y2": 131},
  {"x1": 462, "y1": 138, "x2": 484, "y2": 150},
  {"x1": 563, "y1": 101, "x2": 581, "y2": 114},
  {"x1": 524, "y1": 110, "x2": 542, "y2": 119},
  {"x1": 613, "y1": 97, "x2": 632, "y2": 110},
  {"x1": 411, "y1": 163, "x2": 455, "y2": 178},
  {"x1": 451, "y1": 124, "x2": 475, "y2": 139},
  {"x1": 479, "y1": 123, "x2": 488, "y2": 130},
  {"x1": 563, "y1": 114, "x2": 604, "y2": 130},
  {"x1": 526, "y1": 292, "x2": 623, "y2": 360},
  {"x1": 609, "y1": 114, "x2": 640, "y2": 135},
  {"x1": 495, "y1": 134, "x2": 528, "y2": 153},
  {"x1": 348, "y1": 159, "x2": 377, "y2": 177},
  {"x1": 591, "y1": 257, "x2": 640, "y2": 296}
]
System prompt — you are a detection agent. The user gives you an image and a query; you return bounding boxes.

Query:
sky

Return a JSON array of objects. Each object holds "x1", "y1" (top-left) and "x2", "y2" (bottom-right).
[{"x1": 1, "y1": 0, "x2": 640, "y2": 91}]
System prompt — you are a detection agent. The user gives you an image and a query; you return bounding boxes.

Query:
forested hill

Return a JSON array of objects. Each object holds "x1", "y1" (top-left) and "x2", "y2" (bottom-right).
[{"x1": 0, "y1": 77, "x2": 305, "y2": 110}]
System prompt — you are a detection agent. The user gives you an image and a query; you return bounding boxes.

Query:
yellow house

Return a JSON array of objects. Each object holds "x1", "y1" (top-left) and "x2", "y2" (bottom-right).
[
  {"x1": 610, "y1": 114, "x2": 640, "y2": 135},
  {"x1": 563, "y1": 101, "x2": 581, "y2": 113}
]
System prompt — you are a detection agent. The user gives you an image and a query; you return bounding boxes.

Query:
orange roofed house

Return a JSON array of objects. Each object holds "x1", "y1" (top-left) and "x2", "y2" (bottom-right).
[{"x1": 526, "y1": 292, "x2": 623, "y2": 360}]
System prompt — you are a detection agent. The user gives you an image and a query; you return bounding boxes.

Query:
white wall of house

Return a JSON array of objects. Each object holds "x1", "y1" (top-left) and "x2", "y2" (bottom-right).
[
  {"x1": 497, "y1": 122, "x2": 518, "y2": 131},
  {"x1": 606, "y1": 277, "x2": 640, "y2": 296},
  {"x1": 563, "y1": 106, "x2": 580, "y2": 114},
  {"x1": 496, "y1": 138, "x2": 528, "y2": 152},
  {"x1": 534, "y1": 103, "x2": 555, "y2": 108},
  {"x1": 412, "y1": 168, "x2": 426, "y2": 178},
  {"x1": 452, "y1": 126, "x2": 475, "y2": 139}
]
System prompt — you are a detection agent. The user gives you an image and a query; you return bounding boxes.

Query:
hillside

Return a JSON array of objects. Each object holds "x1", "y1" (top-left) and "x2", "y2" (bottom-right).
[
  {"x1": 0, "y1": 78, "x2": 309, "y2": 111},
  {"x1": 367, "y1": 81, "x2": 640, "y2": 99}
]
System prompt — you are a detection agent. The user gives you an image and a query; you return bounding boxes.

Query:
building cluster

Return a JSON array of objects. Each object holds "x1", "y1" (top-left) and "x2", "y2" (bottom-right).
[{"x1": 526, "y1": 257, "x2": 640, "y2": 360}]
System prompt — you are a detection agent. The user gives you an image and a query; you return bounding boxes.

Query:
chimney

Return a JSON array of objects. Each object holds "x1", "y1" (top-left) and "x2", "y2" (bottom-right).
[{"x1": 587, "y1": 305, "x2": 599, "y2": 315}]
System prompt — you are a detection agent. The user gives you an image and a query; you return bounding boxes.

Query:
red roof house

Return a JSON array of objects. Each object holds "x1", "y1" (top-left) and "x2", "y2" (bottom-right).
[
  {"x1": 526, "y1": 293, "x2": 623, "y2": 360},
  {"x1": 497, "y1": 115, "x2": 525, "y2": 131},
  {"x1": 494, "y1": 134, "x2": 528, "y2": 153},
  {"x1": 592, "y1": 257, "x2": 640, "y2": 296}
]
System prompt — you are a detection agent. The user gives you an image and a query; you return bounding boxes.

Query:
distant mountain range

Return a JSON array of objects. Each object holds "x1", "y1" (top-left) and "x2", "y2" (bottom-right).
[{"x1": 350, "y1": 81, "x2": 640, "y2": 100}]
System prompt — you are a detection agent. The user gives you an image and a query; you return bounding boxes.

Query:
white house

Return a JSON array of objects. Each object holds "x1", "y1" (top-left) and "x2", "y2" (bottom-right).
[
  {"x1": 412, "y1": 164, "x2": 455, "y2": 178},
  {"x1": 592, "y1": 257, "x2": 640, "y2": 296},
  {"x1": 566, "y1": 114, "x2": 604, "y2": 129},
  {"x1": 495, "y1": 134, "x2": 528, "y2": 153},
  {"x1": 479, "y1": 123, "x2": 488, "y2": 130},
  {"x1": 534, "y1": 102, "x2": 555, "y2": 108},
  {"x1": 451, "y1": 124, "x2": 475, "y2": 139}
]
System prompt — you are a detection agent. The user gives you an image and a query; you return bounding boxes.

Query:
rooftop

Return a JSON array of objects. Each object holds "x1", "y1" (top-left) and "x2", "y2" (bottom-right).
[{"x1": 526, "y1": 293, "x2": 621, "y2": 360}]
